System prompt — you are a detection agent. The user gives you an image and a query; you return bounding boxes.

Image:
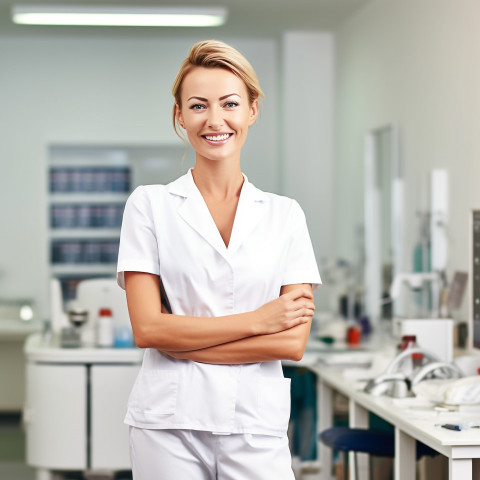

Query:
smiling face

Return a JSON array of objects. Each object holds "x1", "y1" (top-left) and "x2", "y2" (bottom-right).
[{"x1": 175, "y1": 67, "x2": 258, "y2": 165}]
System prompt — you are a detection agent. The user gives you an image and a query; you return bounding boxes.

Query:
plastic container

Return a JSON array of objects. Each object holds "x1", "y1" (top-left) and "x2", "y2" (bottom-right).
[
  {"x1": 97, "y1": 308, "x2": 114, "y2": 348},
  {"x1": 114, "y1": 325, "x2": 134, "y2": 348}
]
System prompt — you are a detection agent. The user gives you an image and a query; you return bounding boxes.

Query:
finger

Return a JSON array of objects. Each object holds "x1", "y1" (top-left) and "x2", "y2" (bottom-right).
[
  {"x1": 285, "y1": 287, "x2": 313, "y2": 301},
  {"x1": 291, "y1": 299, "x2": 315, "y2": 312}
]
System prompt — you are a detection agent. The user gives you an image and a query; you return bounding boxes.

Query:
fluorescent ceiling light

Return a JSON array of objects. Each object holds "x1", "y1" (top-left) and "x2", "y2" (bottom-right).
[{"x1": 11, "y1": 5, "x2": 228, "y2": 27}]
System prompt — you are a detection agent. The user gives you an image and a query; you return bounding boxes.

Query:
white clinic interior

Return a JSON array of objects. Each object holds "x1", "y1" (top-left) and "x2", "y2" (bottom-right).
[{"x1": 1, "y1": 0, "x2": 480, "y2": 479}]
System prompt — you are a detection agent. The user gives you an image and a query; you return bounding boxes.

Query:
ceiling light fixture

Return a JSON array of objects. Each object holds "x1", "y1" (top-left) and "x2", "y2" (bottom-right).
[{"x1": 11, "y1": 5, "x2": 228, "y2": 27}]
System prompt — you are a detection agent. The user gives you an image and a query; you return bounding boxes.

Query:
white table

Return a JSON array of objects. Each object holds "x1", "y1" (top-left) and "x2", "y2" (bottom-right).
[{"x1": 312, "y1": 362, "x2": 480, "y2": 480}]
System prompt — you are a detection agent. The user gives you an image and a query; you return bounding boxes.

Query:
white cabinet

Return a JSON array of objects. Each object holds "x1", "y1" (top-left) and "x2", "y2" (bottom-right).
[
  {"x1": 24, "y1": 335, "x2": 143, "y2": 476},
  {"x1": 91, "y1": 365, "x2": 139, "y2": 470},
  {"x1": 25, "y1": 363, "x2": 87, "y2": 470}
]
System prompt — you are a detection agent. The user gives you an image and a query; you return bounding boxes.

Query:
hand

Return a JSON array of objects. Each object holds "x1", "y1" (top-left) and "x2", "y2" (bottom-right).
[{"x1": 255, "y1": 287, "x2": 315, "y2": 335}]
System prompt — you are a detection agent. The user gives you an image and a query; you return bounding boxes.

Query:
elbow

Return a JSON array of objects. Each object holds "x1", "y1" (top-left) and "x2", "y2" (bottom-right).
[
  {"x1": 133, "y1": 334, "x2": 148, "y2": 349},
  {"x1": 132, "y1": 326, "x2": 149, "y2": 349},
  {"x1": 130, "y1": 316, "x2": 158, "y2": 349},
  {"x1": 130, "y1": 313, "x2": 173, "y2": 349},
  {"x1": 289, "y1": 347, "x2": 305, "y2": 362},
  {"x1": 286, "y1": 337, "x2": 308, "y2": 362}
]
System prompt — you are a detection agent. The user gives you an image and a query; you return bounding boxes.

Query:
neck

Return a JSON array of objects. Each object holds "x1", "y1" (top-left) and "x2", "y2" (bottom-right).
[{"x1": 191, "y1": 160, "x2": 244, "y2": 199}]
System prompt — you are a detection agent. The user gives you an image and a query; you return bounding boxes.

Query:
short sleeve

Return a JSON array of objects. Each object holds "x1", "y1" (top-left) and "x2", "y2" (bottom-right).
[
  {"x1": 116, "y1": 186, "x2": 160, "y2": 290},
  {"x1": 281, "y1": 200, "x2": 322, "y2": 291}
]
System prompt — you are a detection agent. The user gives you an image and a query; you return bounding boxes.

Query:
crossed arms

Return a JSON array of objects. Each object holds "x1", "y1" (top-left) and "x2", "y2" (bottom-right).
[{"x1": 124, "y1": 271, "x2": 315, "y2": 364}]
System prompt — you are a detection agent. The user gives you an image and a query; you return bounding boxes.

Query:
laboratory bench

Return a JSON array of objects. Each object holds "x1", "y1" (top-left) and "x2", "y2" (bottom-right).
[
  {"x1": 291, "y1": 337, "x2": 480, "y2": 480},
  {"x1": 22, "y1": 329, "x2": 480, "y2": 480}
]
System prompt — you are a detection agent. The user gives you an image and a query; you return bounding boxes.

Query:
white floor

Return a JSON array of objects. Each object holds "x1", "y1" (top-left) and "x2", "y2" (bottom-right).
[{"x1": 0, "y1": 461, "x2": 36, "y2": 480}]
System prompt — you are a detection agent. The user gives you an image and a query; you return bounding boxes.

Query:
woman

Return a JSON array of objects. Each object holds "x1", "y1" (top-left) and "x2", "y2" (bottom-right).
[{"x1": 117, "y1": 39, "x2": 321, "y2": 480}]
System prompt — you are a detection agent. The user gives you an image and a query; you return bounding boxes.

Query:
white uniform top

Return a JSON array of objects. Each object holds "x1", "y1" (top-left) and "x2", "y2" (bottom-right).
[{"x1": 117, "y1": 169, "x2": 321, "y2": 436}]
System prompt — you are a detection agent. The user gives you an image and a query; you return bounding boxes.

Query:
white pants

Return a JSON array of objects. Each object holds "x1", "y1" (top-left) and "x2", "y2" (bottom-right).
[{"x1": 129, "y1": 427, "x2": 296, "y2": 480}]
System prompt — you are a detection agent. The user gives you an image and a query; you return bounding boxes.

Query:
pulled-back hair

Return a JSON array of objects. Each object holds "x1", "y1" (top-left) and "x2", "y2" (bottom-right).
[{"x1": 172, "y1": 40, "x2": 264, "y2": 138}]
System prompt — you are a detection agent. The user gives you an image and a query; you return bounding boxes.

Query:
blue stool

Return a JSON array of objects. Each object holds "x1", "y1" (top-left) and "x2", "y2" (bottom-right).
[{"x1": 319, "y1": 427, "x2": 438, "y2": 480}]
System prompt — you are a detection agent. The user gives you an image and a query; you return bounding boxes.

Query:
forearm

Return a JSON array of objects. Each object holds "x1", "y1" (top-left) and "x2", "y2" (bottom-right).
[
  {"x1": 135, "y1": 310, "x2": 260, "y2": 351},
  {"x1": 165, "y1": 322, "x2": 311, "y2": 364},
  {"x1": 126, "y1": 271, "x2": 262, "y2": 351},
  {"x1": 125, "y1": 272, "x2": 314, "y2": 352}
]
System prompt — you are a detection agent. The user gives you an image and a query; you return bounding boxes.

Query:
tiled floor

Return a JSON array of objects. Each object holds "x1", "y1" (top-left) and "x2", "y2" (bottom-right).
[{"x1": 0, "y1": 412, "x2": 35, "y2": 480}]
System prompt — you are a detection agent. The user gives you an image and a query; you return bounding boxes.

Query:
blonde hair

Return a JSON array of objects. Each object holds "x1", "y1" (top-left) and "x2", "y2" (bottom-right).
[{"x1": 172, "y1": 40, "x2": 264, "y2": 139}]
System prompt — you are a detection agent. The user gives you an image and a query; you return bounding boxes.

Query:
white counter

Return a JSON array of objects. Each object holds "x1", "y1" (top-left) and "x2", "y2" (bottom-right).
[
  {"x1": 0, "y1": 318, "x2": 41, "y2": 340},
  {"x1": 24, "y1": 332, "x2": 144, "y2": 363},
  {"x1": 308, "y1": 354, "x2": 480, "y2": 480}
]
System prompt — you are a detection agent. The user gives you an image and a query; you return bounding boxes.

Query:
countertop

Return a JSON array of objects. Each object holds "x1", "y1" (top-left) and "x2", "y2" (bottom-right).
[{"x1": 24, "y1": 332, "x2": 144, "y2": 364}]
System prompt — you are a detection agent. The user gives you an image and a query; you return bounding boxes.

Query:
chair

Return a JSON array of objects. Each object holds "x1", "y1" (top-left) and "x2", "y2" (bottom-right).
[{"x1": 319, "y1": 426, "x2": 438, "y2": 480}]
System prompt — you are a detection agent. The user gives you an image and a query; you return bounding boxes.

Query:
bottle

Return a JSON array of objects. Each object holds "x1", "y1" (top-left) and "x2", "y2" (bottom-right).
[
  {"x1": 97, "y1": 308, "x2": 114, "y2": 348},
  {"x1": 399, "y1": 335, "x2": 418, "y2": 376}
]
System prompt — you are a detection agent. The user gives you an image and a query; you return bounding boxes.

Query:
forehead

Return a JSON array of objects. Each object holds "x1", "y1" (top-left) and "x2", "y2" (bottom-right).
[{"x1": 181, "y1": 67, "x2": 248, "y2": 99}]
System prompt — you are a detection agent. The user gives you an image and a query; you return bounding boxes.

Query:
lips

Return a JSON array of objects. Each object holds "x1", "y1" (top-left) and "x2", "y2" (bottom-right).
[{"x1": 202, "y1": 133, "x2": 233, "y2": 143}]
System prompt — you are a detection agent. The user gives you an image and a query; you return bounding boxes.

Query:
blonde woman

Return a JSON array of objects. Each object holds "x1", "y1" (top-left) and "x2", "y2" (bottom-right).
[{"x1": 117, "y1": 40, "x2": 321, "y2": 480}]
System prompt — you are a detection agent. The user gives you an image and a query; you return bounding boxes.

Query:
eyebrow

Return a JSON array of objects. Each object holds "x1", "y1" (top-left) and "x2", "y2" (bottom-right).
[{"x1": 187, "y1": 93, "x2": 241, "y2": 102}]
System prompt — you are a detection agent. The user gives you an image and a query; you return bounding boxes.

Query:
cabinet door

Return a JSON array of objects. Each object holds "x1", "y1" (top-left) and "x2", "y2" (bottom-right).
[
  {"x1": 90, "y1": 364, "x2": 140, "y2": 470},
  {"x1": 25, "y1": 363, "x2": 87, "y2": 469}
]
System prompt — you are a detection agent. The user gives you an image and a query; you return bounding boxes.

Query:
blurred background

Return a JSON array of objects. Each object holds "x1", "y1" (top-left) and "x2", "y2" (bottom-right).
[{"x1": 1, "y1": 0, "x2": 479, "y2": 478}]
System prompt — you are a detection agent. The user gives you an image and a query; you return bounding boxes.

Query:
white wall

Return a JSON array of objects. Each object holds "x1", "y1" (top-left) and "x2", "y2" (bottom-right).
[
  {"x1": 335, "y1": 0, "x2": 480, "y2": 318},
  {"x1": 282, "y1": 31, "x2": 335, "y2": 306},
  {"x1": 0, "y1": 35, "x2": 279, "y2": 319}
]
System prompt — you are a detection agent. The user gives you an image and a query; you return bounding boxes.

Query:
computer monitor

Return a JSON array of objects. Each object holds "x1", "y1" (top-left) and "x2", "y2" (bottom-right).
[{"x1": 469, "y1": 210, "x2": 480, "y2": 352}]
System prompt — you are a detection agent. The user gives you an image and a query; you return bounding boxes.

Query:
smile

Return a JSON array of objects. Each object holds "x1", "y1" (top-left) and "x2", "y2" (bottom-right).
[{"x1": 203, "y1": 133, "x2": 232, "y2": 142}]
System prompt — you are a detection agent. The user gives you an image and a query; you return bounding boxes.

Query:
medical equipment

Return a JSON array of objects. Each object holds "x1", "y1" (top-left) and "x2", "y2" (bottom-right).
[
  {"x1": 389, "y1": 271, "x2": 441, "y2": 317},
  {"x1": 363, "y1": 346, "x2": 461, "y2": 399},
  {"x1": 50, "y1": 277, "x2": 132, "y2": 348},
  {"x1": 430, "y1": 169, "x2": 449, "y2": 272},
  {"x1": 413, "y1": 376, "x2": 480, "y2": 407},
  {"x1": 320, "y1": 258, "x2": 361, "y2": 321},
  {"x1": 60, "y1": 307, "x2": 88, "y2": 348},
  {"x1": 401, "y1": 318, "x2": 454, "y2": 362},
  {"x1": 410, "y1": 361, "x2": 462, "y2": 387}
]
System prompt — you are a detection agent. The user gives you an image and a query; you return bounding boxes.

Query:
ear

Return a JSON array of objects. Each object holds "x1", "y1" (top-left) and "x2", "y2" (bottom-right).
[
  {"x1": 248, "y1": 99, "x2": 259, "y2": 126},
  {"x1": 175, "y1": 104, "x2": 185, "y2": 129}
]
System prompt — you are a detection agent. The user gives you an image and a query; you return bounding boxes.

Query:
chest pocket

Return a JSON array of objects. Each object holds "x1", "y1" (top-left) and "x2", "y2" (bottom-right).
[{"x1": 131, "y1": 370, "x2": 179, "y2": 415}]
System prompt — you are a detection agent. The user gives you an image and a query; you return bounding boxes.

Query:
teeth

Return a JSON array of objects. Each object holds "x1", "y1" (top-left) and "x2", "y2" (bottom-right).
[{"x1": 205, "y1": 134, "x2": 230, "y2": 141}]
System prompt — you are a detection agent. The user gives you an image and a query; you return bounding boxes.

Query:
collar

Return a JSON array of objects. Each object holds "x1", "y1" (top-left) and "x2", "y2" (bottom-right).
[
  {"x1": 169, "y1": 168, "x2": 269, "y2": 258},
  {"x1": 167, "y1": 168, "x2": 269, "y2": 203}
]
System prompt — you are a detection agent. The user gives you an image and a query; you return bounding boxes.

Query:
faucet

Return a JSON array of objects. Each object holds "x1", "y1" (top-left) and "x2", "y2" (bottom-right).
[
  {"x1": 385, "y1": 347, "x2": 439, "y2": 375},
  {"x1": 411, "y1": 361, "x2": 462, "y2": 387},
  {"x1": 389, "y1": 272, "x2": 441, "y2": 317},
  {"x1": 363, "y1": 347, "x2": 453, "y2": 399},
  {"x1": 363, "y1": 372, "x2": 411, "y2": 398}
]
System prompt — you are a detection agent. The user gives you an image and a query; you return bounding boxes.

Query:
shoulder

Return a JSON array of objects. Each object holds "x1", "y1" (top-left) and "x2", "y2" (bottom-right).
[
  {"x1": 123, "y1": 185, "x2": 168, "y2": 224},
  {"x1": 257, "y1": 189, "x2": 304, "y2": 218},
  {"x1": 126, "y1": 184, "x2": 167, "y2": 206}
]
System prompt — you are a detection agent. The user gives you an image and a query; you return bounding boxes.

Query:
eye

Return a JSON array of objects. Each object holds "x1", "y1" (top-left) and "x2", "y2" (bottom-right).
[
  {"x1": 224, "y1": 101, "x2": 239, "y2": 108},
  {"x1": 189, "y1": 103, "x2": 205, "y2": 110}
]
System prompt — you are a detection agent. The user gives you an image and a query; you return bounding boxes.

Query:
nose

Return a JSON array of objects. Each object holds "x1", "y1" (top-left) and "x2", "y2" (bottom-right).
[{"x1": 207, "y1": 106, "x2": 223, "y2": 129}]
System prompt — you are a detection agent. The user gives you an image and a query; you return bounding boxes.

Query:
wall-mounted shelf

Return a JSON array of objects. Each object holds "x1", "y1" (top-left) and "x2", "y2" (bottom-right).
[{"x1": 48, "y1": 146, "x2": 131, "y2": 301}]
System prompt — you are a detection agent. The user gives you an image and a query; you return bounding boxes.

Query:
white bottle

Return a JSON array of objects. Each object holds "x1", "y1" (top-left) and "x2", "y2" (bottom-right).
[{"x1": 97, "y1": 308, "x2": 114, "y2": 348}]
